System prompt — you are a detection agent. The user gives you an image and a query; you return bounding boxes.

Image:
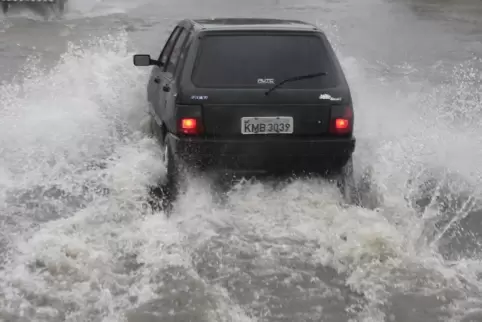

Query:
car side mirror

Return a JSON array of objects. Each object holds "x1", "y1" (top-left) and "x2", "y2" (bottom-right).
[{"x1": 133, "y1": 54, "x2": 158, "y2": 66}]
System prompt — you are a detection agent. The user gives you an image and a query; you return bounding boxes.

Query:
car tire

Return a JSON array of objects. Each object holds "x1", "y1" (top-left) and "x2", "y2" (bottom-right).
[
  {"x1": 337, "y1": 156, "x2": 361, "y2": 206},
  {"x1": 157, "y1": 135, "x2": 185, "y2": 215}
]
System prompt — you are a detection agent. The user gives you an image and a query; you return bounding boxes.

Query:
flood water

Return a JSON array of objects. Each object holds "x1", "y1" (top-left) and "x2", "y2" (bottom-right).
[{"x1": 0, "y1": 0, "x2": 481, "y2": 321}]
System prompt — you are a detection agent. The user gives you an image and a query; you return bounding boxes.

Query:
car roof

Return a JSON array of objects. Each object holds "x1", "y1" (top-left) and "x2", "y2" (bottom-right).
[{"x1": 189, "y1": 18, "x2": 320, "y2": 32}]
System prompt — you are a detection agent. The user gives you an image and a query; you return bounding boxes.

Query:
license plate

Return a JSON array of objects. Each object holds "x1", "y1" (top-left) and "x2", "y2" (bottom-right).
[{"x1": 241, "y1": 116, "x2": 294, "y2": 135}]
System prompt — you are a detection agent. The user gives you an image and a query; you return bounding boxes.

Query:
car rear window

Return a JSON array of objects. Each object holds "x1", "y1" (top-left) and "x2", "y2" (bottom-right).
[{"x1": 191, "y1": 34, "x2": 340, "y2": 89}]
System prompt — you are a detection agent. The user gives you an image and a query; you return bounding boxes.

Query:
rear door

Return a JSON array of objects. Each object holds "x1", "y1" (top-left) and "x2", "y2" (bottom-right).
[
  {"x1": 147, "y1": 25, "x2": 182, "y2": 121},
  {"x1": 159, "y1": 27, "x2": 191, "y2": 130},
  {"x1": 189, "y1": 32, "x2": 345, "y2": 137}
]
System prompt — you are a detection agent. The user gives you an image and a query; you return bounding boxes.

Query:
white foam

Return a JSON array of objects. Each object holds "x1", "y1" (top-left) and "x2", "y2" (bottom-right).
[
  {"x1": 0, "y1": 18, "x2": 481, "y2": 321},
  {"x1": 61, "y1": 0, "x2": 150, "y2": 19}
]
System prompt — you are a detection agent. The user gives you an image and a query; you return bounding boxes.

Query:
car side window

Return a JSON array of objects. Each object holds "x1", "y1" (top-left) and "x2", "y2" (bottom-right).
[
  {"x1": 165, "y1": 28, "x2": 189, "y2": 74},
  {"x1": 173, "y1": 31, "x2": 194, "y2": 76},
  {"x1": 158, "y1": 26, "x2": 181, "y2": 67}
]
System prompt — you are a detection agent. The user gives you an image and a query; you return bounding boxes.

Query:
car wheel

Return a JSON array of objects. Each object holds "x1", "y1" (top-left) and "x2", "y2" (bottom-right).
[
  {"x1": 337, "y1": 156, "x2": 361, "y2": 206},
  {"x1": 146, "y1": 113, "x2": 165, "y2": 144},
  {"x1": 157, "y1": 136, "x2": 184, "y2": 214}
]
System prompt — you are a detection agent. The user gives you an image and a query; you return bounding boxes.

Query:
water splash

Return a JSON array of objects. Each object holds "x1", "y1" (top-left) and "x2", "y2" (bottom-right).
[{"x1": 0, "y1": 13, "x2": 481, "y2": 321}]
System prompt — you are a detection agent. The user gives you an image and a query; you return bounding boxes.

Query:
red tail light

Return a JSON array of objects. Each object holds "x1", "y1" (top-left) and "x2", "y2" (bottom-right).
[
  {"x1": 180, "y1": 117, "x2": 201, "y2": 135},
  {"x1": 329, "y1": 106, "x2": 353, "y2": 135},
  {"x1": 335, "y1": 118, "x2": 349, "y2": 130}
]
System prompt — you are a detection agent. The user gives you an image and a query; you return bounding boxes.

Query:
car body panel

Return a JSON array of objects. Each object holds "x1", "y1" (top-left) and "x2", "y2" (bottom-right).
[
  {"x1": 165, "y1": 132, "x2": 355, "y2": 173},
  {"x1": 139, "y1": 18, "x2": 356, "y2": 175}
]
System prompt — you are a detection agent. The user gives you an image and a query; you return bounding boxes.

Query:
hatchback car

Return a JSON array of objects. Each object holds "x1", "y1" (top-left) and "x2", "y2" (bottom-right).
[{"x1": 133, "y1": 18, "x2": 359, "y2": 208}]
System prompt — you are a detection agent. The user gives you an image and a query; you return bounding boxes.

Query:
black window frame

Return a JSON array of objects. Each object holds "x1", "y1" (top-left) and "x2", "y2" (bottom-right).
[
  {"x1": 158, "y1": 26, "x2": 182, "y2": 68},
  {"x1": 165, "y1": 28, "x2": 190, "y2": 74},
  {"x1": 173, "y1": 30, "x2": 195, "y2": 78}
]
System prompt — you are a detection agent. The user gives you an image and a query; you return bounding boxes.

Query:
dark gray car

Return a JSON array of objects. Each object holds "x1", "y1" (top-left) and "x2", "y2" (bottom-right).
[{"x1": 133, "y1": 18, "x2": 359, "y2": 210}]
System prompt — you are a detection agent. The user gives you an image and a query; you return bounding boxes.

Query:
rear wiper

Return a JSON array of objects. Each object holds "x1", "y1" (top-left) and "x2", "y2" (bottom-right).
[{"x1": 264, "y1": 72, "x2": 328, "y2": 96}]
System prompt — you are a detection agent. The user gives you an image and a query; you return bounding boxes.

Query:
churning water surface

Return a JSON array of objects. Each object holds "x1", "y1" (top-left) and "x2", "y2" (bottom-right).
[{"x1": 0, "y1": 0, "x2": 481, "y2": 321}]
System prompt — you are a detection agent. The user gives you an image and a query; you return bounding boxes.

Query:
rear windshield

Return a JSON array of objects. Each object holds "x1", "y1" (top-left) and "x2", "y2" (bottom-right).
[{"x1": 191, "y1": 34, "x2": 340, "y2": 89}]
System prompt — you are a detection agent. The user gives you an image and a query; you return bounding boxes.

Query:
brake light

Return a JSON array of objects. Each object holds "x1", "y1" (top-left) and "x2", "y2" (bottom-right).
[
  {"x1": 329, "y1": 106, "x2": 353, "y2": 135},
  {"x1": 180, "y1": 117, "x2": 200, "y2": 135},
  {"x1": 182, "y1": 118, "x2": 196, "y2": 129},
  {"x1": 335, "y1": 118, "x2": 349, "y2": 129}
]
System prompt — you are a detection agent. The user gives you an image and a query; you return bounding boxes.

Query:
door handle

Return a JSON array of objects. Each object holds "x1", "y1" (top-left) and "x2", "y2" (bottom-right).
[{"x1": 154, "y1": 77, "x2": 161, "y2": 84}]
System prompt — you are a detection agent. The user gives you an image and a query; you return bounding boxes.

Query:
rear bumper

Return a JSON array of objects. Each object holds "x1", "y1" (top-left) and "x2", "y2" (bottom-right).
[{"x1": 167, "y1": 134, "x2": 355, "y2": 174}]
